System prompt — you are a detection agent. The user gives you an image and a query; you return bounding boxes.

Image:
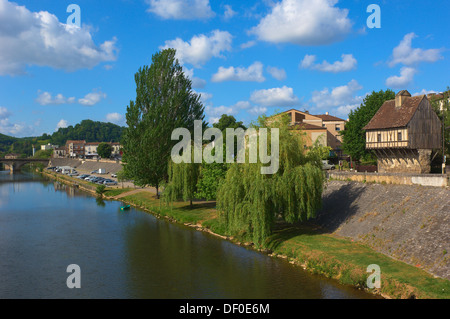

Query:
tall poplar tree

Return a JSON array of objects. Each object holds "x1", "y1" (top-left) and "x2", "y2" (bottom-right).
[{"x1": 122, "y1": 49, "x2": 205, "y2": 196}]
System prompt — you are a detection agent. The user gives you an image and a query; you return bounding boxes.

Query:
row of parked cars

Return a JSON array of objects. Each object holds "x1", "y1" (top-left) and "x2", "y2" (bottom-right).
[{"x1": 76, "y1": 174, "x2": 118, "y2": 186}]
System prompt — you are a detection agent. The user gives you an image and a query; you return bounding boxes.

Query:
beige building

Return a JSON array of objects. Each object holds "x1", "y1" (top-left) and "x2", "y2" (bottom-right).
[{"x1": 282, "y1": 109, "x2": 346, "y2": 155}]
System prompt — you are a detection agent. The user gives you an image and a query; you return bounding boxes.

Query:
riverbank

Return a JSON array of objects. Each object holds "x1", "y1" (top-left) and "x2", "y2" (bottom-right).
[{"x1": 40, "y1": 171, "x2": 450, "y2": 299}]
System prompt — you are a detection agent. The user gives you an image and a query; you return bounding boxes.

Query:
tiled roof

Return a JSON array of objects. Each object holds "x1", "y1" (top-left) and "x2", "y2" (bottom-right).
[
  {"x1": 314, "y1": 114, "x2": 346, "y2": 122},
  {"x1": 363, "y1": 95, "x2": 424, "y2": 130}
]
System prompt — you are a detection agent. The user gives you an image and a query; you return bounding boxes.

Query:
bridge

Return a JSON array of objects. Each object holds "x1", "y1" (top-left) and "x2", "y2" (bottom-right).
[{"x1": 0, "y1": 158, "x2": 50, "y2": 173}]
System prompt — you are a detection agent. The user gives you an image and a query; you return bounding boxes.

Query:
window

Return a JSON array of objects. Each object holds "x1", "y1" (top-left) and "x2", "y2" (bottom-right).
[
  {"x1": 335, "y1": 125, "x2": 340, "y2": 131},
  {"x1": 398, "y1": 132, "x2": 402, "y2": 141},
  {"x1": 377, "y1": 133, "x2": 381, "y2": 142}
]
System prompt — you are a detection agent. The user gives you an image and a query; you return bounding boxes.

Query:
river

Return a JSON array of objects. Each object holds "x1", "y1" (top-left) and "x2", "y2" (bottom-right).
[{"x1": 0, "y1": 171, "x2": 376, "y2": 299}]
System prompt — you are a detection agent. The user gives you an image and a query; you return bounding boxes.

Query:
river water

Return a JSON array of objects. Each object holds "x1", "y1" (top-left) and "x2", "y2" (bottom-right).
[{"x1": 0, "y1": 171, "x2": 376, "y2": 299}]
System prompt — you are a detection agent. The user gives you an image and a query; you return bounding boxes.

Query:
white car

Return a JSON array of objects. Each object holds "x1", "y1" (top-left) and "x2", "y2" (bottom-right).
[{"x1": 322, "y1": 160, "x2": 335, "y2": 170}]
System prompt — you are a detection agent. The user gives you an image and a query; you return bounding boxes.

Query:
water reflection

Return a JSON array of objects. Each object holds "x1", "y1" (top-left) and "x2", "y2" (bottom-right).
[{"x1": 0, "y1": 172, "x2": 377, "y2": 299}]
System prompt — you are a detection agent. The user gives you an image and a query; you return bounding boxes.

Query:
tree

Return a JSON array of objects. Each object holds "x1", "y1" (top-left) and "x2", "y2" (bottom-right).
[
  {"x1": 195, "y1": 161, "x2": 228, "y2": 201},
  {"x1": 116, "y1": 169, "x2": 128, "y2": 188},
  {"x1": 341, "y1": 89, "x2": 395, "y2": 162},
  {"x1": 122, "y1": 48, "x2": 205, "y2": 197},
  {"x1": 430, "y1": 87, "x2": 450, "y2": 169},
  {"x1": 97, "y1": 142, "x2": 112, "y2": 158},
  {"x1": 33, "y1": 149, "x2": 53, "y2": 159},
  {"x1": 164, "y1": 149, "x2": 201, "y2": 207},
  {"x1": 213, "y1": 114, "x2": 247, "y2": 132},
  {"x1": 216, "y1": 114, "x2": 324, "y2": 246}
]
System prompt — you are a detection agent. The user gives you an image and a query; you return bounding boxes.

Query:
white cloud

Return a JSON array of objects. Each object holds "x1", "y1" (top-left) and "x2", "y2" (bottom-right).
[
  {"x1": 183, "y1": 68, "x2": 207, "y2": 88},
  {"x1": 311, "y1": 80, "x2": 363, "y2": 108},
  {"x1": 160, "y1": 30, "x2": 232, "y2": 67},
  {"x1": 0, "y1": 106, "x2": 33, "y2": 136},
  {"x1": 0, "y1": 106, "x2": 11, "y2": 119},
  {"x1": 56, "y1": 119, "x2": 68, "y2": 130},
  {"x1": 195, "y1": 91, "x2": 213, "y2": 105},
  {"x1": 224, "y1": 5, "x2": 237, "y2": 20},
  {"x1": 335, "y1": 104, "x2": 359, "y2": 118},
  {"x1": 300, "y1": 54, "x2": 357, "y2": 73},
  {"x1": 389, "y1": 33, "x2": 443, "y2": 67},
  {"x1": 385, "y1": 67, "x2": 416, "y2": 88},
  {"x1": 35, "y1": 91, "x2": 75, "y2": 105},
  {"x1": 249, "y1": 0, "x2": 352, "y2": 46},
  {"x1": 0, "y1": 0, "x2": 118, "y2": 75},
  {"x1": 240, "y1": 40, "x2": 257, "y2": 49},
  {"x1": 106, "y1": 113, "x2": 124, "y2": 125},
  {"x1": 250, "y1": 86, "x2": 299, "y2": 107},
  {"x1": 266, "y1": 66, "x2": 287, "y2": 80},
  {"x1": 211, "y1": 61, "x2": 265, "y2": 83},
  {"x1": 205, "y1": 100, "x2": 251, "y2": 123},
  {"x1": 205, "y1": 105, "x2": 237, "y2": 117},
  {"x1": 78, "y1": 90, "x2": 107, "y2": 106},
  {"x1": 146, "y1": 0, "x2": 214, "y2": 20},
  {"x1": 249, "y1": 106, "x2": 267, "y2": 115},
  {"x1": 413, "y1": 89, "x2": 437, "y2": 96}
]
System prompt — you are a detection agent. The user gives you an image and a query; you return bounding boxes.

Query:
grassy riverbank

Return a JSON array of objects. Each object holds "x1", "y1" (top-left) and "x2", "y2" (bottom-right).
[
  {"x1": 40, "y1": 171, "x2": 450, "y2": 299},
  {"x1": 120, "y1": 191, "x2": 450, "y2": 299}
]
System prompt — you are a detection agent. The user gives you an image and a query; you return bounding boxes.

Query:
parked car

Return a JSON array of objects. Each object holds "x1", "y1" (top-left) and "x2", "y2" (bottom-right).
[
  {"x1": 322, "y1": 160, "x2": 335, "y2": 170},
  {"x1": 91, "y1": 170, "x2": 98, "y2": 174},
  {"x1": 77, "y1": 174, "x2": 90, "y2": 179},
  {"x1": 103, "y1": 179, "x2": 117, "y2": 186},
  {"x1": 111, "y1": 173, "x2": 117, "y2": 178}
]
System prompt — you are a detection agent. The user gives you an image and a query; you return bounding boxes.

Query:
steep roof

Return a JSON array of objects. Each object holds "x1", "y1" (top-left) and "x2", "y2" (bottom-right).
[
  {"x1": 363, "y1": 95, "x2": 425, "y2": 130},
  {"x1": 314, "y1": 114, "x2": 346, "y2": 122}
]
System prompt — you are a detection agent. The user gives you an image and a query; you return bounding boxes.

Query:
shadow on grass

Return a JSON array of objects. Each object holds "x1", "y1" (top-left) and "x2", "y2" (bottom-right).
[
  {"x1": 176, "y1": 201, "x2": 216, "y2": 211},
  {"x1": 266, "y1": 221, "x2": 323, "y2": 251}
]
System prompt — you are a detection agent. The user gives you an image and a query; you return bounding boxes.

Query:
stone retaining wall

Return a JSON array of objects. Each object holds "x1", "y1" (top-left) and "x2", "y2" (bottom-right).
[
  {"x1": 314, "y1": 180, "x2": 450, "y2": 279},
  {"x1": 329, "y1": 171, "x2": 448, "y2": 187}
]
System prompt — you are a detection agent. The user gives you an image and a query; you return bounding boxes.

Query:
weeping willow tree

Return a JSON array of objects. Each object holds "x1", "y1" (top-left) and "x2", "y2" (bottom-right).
[
  {"x1": 216, "y1": 114, "x2": 324, "y2": 246},
  {"x1": 163, "y1": 147, "x2": 201, "y2": 207}
]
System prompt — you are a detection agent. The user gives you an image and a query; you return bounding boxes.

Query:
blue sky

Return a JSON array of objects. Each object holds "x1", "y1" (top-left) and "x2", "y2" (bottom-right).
[{"x1": 0, "y1": 0, "x2": 449, "y2": 137}]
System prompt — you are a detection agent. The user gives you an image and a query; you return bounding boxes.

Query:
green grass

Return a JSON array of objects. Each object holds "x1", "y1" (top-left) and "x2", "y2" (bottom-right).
[
  {"x1": 265, "y1": 223, "x2": 450, "y2": 299},
  {"x1": 122, "y1": 192, "x2": 217, "y2": 226},
  {"x1": 65, "y1": 184, "x2": 450, "y2": 299},
  {"x1": 104, "y1": 188, "x2": 133, "y2": 197}
]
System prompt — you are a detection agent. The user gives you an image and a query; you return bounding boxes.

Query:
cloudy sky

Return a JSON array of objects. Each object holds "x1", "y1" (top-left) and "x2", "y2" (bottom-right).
[{"x1": 0, "y1": 0, "x2": 449, "y2": 137}]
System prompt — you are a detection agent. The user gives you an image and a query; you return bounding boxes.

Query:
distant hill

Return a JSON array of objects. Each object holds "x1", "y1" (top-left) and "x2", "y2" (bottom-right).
[
  {"x1": 0, "y1": 133, "x2": 18, "y2": 154},
  {"x1": 0, "y1": 120, "x2": 125, "y2": 158},
  {"x1": 50, "y1": 119, "x2": 125, "y2": 146}
]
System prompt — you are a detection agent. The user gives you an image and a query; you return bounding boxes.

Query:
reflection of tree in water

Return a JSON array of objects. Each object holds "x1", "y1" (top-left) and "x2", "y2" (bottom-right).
[
  {"x1": 122, "y1": 216, "x2": 329, "y2": 298},
  {"x1": 95, "y1": 196, "x2": 106, "y2": 207}
]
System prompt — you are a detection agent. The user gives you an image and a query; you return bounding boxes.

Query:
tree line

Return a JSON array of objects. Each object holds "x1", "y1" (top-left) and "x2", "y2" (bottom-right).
[
  {"x1": 0, "y1": 120, "x2": 125, "y2": 158},
  {"x1": 121, "y1": 48, "x2": 326, "y2": 247}
]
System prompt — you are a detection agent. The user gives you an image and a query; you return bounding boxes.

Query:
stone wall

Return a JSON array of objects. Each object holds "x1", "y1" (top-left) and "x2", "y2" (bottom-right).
[
  {"x1": 329, "y1": 171, "x2": 448, "y2": 187},
  {"x1": 314, "y1": 180, "x2": 450, "y2": 279},
  {"x1": 376, "y1": 149, "x2": 431, "y2": 174}
]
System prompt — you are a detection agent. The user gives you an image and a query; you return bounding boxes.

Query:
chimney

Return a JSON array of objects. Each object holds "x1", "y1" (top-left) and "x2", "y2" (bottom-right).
[
  {"x1": 325, "y1": 112, "x2": 329, "y2": 115},
  {"x1": 395, "y1": 90, "x2": 411, "y2": 108}
]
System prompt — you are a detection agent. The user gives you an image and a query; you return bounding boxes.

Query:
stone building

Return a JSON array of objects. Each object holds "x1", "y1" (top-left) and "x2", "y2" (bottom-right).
[
  {"x1": 363, "y1": 90, "x2": 441, "y2": 173},
  {"x1": 275, "y1": 109, "x2": 346, "y2": 156}
]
